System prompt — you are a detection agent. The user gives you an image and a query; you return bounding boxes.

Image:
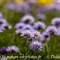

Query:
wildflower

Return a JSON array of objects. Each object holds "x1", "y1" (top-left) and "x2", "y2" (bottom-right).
[
  {"x1": 32, "y1": 30, "x2": 41, "y2": 40},
  {"x1": 57, "y1": 27, "x2": 60, "y2": 35},
  {"x1": 0, "y1": 47, "x2": 8, "y2": 54},
  {"x1": 30, "y1": 41, "x2": 43, "y2": 51},
  {"x1": 16, "y1": 29, "x2": 23, "y2": 35},
  {"x1": 6, "y1": 3, "x2": 16, "y2": 11},
  {"x1": 15, "y1": 22, "x2": 25, "y2": 29},
  {"x1": 23, "y1": 24, "x2": 33, "y2": 30},
  {"x1": 45, "y1": 26, "x2": 58, "y2": 35},
  {"x1": 51, "y1": 17, "x2": 60, "y2": 27},
  {"x1": 26, "y1": 0, "x2": 37, "y2": 5},
  {"x1": 7, "y1": 46, "x2": 19, "y2": 52},
  {"x1": 0, "y1": 12, "x2": 3, "y2": 19},
  {"x1": 3, "y1": 23, "x2": 12, "y2": 29},
  {"x1": 16, "y1": 2, "x2": 31, "y2": 14},
  {"x1": 1, "y1": 57, "x2": 7, "y2": 60},
  {"x1": 20, "y1": 15, "x2": 35, "y2": 24},
  {"x1": 21, "y1": 30, "x2": 34, "y2": 40},
  {"x1": 40, "y1": 31, "x2": 50, "y2": 42},
  {"x1": 37, "y1": 13, "x2": 46, "y2": 20},
  {"x1": 33, "y1": 22, "x2": 46, "y2": 30}
]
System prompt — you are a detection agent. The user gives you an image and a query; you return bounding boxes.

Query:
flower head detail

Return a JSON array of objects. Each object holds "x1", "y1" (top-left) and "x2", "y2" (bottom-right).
[
  {"x1": 30, "y1": 41, "x2": 43, "y2": 51},
  {"x1": 7, "y1": 46, "x2": 19, "y2": 52},
  {"x1": 33, "y1": 22, "x2": 46, "y2": 30},
  {"x1": 40, "y1": 31, "x2": 50, "y2": 42},
  {"x1": 51, "y1": 17, "x2": 60, "y2": 27},
  {"x1": 45, "y1": 26, "x2": 58, "y2": 35},
  {"x1": 20, "y1": 15, "x2": 35, "y2": 24}
]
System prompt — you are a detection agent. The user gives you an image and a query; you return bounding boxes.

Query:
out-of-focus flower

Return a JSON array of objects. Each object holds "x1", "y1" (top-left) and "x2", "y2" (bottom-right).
[
  {"x1": 45, "y1": 26, "x2": 58, "y2": 35},
  {"x1": 1, "y1": 57, "x2": 7, "y2": 60},
  {"x1": 3, "y1": 23, "x2": 12, "y2": 29},
  {"x1": 37, "y1": 5, "x2": 53, "y2": 13},
  {"x1": 51, "y1": 17, "x2": 60, "y2": 27},
  {"x1": 0, "y1": 47, "x2": 8, "y2": 54},
  {"x1": 26, "y1": 0, "x2": 37, "y2": 5},
  {"x1": 38, "y1": 0, "x2": 54, "y2": 5},
  {"x1": 33, "y1": 22, "x2": 46, "y2": 30},
  {"x1": 20, "y1": 15, "x2": 35, "y2": 24},
  {"x1": 57, "y1": 27, "x2": 60, "y2": 35},
  {"x1": 0, "y1": 13, "x2": 3, "y2": 19},
  {"x1": 6, "y1": 3, "x2": 16, "y2": 11},
  {"x1": 16, "y1": 29, "x2": 23, "y2": 35},
  {"x1": 30, "y1": 41, "x2": 43, "y2": 51},
  {"x1": 40, "y1": 31, "x2": 50, "y2": 42},
  {"x1": 37, "y1": 13, "x2": 46, "y2": 20},
  {"x1": 15, "y1": 22, "x2": 25, "y2": 29},
  {"x1": 16, "y1": 2, "x2": 31, "y2": 14},
  {"x1": 0, "y1": 26, "x2": 5, "y2": 32},
  {"x1": 7, "y1": 46, "x2": 19, "y2": 52}
]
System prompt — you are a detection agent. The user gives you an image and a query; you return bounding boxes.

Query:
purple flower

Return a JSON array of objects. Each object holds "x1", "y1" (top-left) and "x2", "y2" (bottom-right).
[
  {"x1": 37, "y1": 13, "x2": 46, "y2": 20},
  {"x1": 16, "y1": 29, "x2": 23, "y2": 35},
  {"x1": 0, "y1": 12, "x2": 3, "y2": 19},
  {"x1": 33, "y1": 22, "x2": 46, "y2": 30},
  {"x1": 45, "y1": 26, "x2": 58, "y2": 35},
  {"x1": 3, "y1": 23, "x2": 12, "y2": 29},
  {"x1": 40, "y1": 31, "x2": 50, "y2": 42},
  {"x1": 0, "y1": 47, "x2": 8, "y2": 54},
  {"x1": 30, "y1": 41, "x2": 43, "y2": 51},
  {"x1": 7, "y1": 46, "x2": 19, "y2": 52},
  {"x1": 51, "y1": 17, "x2": 60, "y2": 27},
  {"x1": 16, "y1": 2, "x2": 31, "y2": 14},
  {"x1": 21, "y1": 30, "x2": 34, "y2": 40},
  {"x1": 23, "y1": 24, "x2": 33, "y2": 30},
  {"x1": 32, "y1": 30, "x2": 41, "y2": 40},
  {"x1": 57, "y1": 27, "x2": 60, "y2": 35},
  {"x1": 1, "y1": 57, "x2": 7, "y2": 60},
  {"x1": 6, "y1": 3, "x2": 16, "y2": 11},
  {"x1": 20, "y1": 14, "x2": 35, "y2": 24},
  {"x1": 26, "y1": 0, "x2": 37, "y2": 5},
  {"x1": 15, "y1": 22, "x2": 25, "y2": 29}
]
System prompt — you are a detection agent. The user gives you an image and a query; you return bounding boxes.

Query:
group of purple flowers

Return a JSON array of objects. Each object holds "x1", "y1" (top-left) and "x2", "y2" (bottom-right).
[
  {"x1": 15, "y1": 13, "x2": 60, "y2": 51},
  {"x1": 0, "y1": 13, "x2": 12, "y2": 32}
]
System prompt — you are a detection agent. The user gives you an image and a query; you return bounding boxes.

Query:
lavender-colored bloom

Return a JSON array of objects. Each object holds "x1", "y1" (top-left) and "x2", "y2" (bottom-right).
[
  {"x1": 30, "y1": 41, "x2": 43, "y2": 51},
  {"x1": 33, "y1": 22, "x2": 46, "y2": 30},
  {"x1": 0, "y1": 19, "x2": 7, "y2": 25},
  {"x1": 40, "y1": 31, "x2": 50, "y2": 42},
  {"x1": 37, "y1": 13, "x2": 46, "y2": 20},
  {"x1": 26, "y1": 0, "x2": 37, "y2": 5},
  {"x1": 16, "y1": 29, "x2": 23, "y2": 35},
  {"x1": 0, "y1": 13, "x2": 3, "y2": 18},
  {"x1": 57, "y1": 27, "x2": 60, "y2": 35},
  {"x1": 7, "y1": 46, "x2": 19, "y2": 52},
  {"x1": 23, "y1": 24, "x2": 33, "y2": 30},
  {"x1": 37, "y1": 5, "x2": 53, "y2": 13},
  {"x1": 45, "y1": 26, "x2": 58, "y2": 35},
  {"x1": 0, "y1": 47, "x2": 8, "y2": 54},
  {"x1": 32, "y1": 30, "x2": 41, "y2": 40},
  {"x1": 51, "y1": 17, "x2": 60, "y2": 27},
  {"x1": 6, "y1": 3, "x2": 16, "y2": 11},
  {"x1": 3, "y1": 23, "x2": 12, "y2": 29},
  {"x1": 15, "y1": 22, "x2": 25, "y2": 29},
  {"x1": 1, "y1": 57, "x2": 7, "y2": 60},
  {"x1": 21, "y1": 30, "x2": 34, "y2": 40},
  {"x1": 16, "y1": 2, "x2": 31, "y2": 14},
  {"x1": 20, "y1": 15, "x2": 35, "y2": 24}
]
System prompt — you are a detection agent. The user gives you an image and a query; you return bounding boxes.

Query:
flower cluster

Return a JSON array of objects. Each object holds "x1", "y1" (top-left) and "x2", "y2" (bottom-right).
[{"x1": 0, "y1": 13, "x2": 12, "y2": 32}]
